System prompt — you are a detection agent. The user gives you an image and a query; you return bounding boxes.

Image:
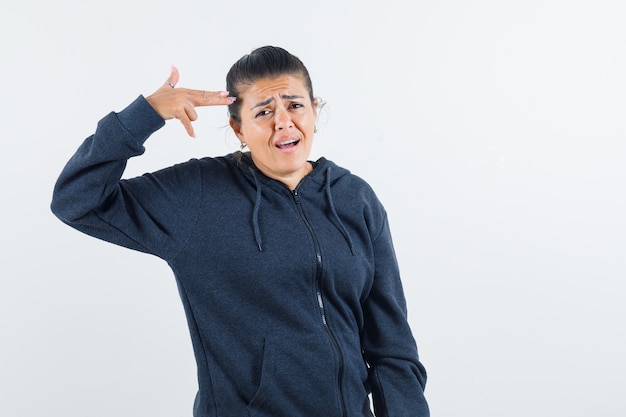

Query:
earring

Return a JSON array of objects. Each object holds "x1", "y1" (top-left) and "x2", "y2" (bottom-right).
[
  {"x1": 240, "y1": 142, "x2": 247, "y2": 150},
  {"x1": 314, "y1": 97, "x2": 325, "y2": 134}
]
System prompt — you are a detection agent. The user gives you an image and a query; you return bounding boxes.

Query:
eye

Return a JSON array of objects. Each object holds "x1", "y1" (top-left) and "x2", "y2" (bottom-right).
[
  {"x1": 290, "y1": 102, "x2": 304, "y2": 110},
  {"x1": 255, "y1": 109, "x2": 272, "y2": 118}
]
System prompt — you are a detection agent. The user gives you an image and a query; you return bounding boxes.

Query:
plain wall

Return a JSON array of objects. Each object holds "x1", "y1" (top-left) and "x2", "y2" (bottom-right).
[{"x1": 1, "y1": 0, "x2": 625, "y2": 416}]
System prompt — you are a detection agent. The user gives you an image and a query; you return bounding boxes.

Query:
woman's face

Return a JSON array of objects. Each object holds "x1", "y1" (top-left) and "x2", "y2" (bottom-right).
[{"x1": 230, "y1": 74, "x2": 317, "y2": 188}]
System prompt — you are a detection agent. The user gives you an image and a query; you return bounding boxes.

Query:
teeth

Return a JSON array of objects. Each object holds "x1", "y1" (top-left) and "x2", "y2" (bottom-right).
[{"x1": 278, "y1": 139, "x2": 298, "y2": 146}]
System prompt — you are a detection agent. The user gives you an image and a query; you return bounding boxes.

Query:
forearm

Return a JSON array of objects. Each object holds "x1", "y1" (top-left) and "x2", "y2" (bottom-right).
[
  {"x1": 51, "y1": 96, "x2": 164, "y2": 222},
  {"x1": 363, "y1": 216, "x2": 429, "y2": 416}
]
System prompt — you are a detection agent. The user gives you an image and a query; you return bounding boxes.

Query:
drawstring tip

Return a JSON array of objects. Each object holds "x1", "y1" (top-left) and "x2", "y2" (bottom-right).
[{"x1": 258, "y1": 244, "x2": 263, "y2": 252}]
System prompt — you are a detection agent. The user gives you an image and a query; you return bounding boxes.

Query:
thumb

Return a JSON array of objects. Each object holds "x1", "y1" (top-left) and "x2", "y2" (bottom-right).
[{"x1": 164, "y1": 65, "x2": 180, "y2": 88}]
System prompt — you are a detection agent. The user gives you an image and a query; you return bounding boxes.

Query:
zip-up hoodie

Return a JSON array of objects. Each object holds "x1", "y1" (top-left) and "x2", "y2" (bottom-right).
[{"x1": 51, "y1": 96, "x2": 429, "y2": 417}]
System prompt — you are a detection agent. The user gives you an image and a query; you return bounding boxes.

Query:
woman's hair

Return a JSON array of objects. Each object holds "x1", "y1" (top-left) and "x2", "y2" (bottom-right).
[{"x1": 226, "y1": 46, "x2": 314, "y2": 124}]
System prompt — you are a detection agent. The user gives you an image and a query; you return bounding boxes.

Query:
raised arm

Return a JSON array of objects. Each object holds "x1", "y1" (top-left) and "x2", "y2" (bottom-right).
[{"x1": 50, "y1": 68, "x2": 235, "y2": 259}]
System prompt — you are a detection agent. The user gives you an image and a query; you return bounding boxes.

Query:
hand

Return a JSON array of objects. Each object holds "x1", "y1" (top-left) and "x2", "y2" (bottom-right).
[{"x1": 146, "y1": 66, "x2": 235, "y2": 138}]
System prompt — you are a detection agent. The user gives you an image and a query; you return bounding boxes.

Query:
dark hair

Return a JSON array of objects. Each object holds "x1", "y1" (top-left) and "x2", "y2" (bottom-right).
[{"x1": 226, "y1": 46, "x2": 314, "y2": 124}]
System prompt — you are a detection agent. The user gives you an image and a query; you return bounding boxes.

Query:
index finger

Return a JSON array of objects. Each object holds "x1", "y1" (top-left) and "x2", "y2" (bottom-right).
[{"x1": 186, "y1": 89, "x2": 237, "y2": 107}]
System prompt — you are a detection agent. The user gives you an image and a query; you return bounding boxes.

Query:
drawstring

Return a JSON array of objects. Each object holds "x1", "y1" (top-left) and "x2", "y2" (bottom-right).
[
  {"x1": 246, "y1": 163, "x2": 355, "y2": 255},
  {"x1": 325, "y1": 167, "x2": 356, "y2": 256},
  {"x1": 249, "y1": 167, "x2": 264, "y2": 251}
]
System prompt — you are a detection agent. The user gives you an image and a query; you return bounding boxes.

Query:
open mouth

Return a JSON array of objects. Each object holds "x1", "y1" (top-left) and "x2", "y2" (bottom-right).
[{"x1": 276, "y1": 139, "x2": 300, "y2": 149}]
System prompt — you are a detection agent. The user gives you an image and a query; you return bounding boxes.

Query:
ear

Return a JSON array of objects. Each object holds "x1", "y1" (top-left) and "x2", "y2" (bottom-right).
[{"x1": 229, "y1": 118, "x2": 244, "y2": 141}]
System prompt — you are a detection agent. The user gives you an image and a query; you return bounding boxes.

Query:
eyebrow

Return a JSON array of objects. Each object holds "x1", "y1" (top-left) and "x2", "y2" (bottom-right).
[{"x1": 250, "y1": 95, "x2": 305, "y2": 110}]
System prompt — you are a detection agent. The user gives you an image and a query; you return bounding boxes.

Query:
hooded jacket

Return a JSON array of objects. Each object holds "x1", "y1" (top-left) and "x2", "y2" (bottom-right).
[{"x1": 51, "y1": 96, "x2": 429, "y2": 417}]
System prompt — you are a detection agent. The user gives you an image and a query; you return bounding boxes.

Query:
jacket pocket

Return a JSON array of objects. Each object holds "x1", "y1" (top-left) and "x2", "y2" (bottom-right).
[{"x1": 247, "y1": 334, "x2": 341, "y2": 417}]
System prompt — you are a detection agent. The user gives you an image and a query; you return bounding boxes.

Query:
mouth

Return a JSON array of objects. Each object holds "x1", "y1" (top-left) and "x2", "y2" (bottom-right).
[{"x1": 275, "y1": 138, "x2": 300, "y2": 149}]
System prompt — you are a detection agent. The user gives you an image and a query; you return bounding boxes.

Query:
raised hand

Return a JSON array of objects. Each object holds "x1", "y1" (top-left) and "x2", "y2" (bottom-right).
[{"x1": 146, "y1": 66, "x2": 235, "y2": 137}]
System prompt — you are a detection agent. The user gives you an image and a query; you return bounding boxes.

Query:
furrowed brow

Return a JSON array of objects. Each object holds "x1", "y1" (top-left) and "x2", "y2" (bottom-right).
[
  {"x1": 250, "y1": 95, "x2": 305, "y2": 110},
  {"x1": 281, "y1": 94, "x2": 304, "y2": 100},
  {"x1": 251, "y1": 97, "x2": 274, "y2": 110}
]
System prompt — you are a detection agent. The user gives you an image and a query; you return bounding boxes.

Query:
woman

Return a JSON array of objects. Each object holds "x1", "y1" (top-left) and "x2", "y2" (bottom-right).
[{"x1": 51, "y1": 46, "x2": 429, "y2": 417}]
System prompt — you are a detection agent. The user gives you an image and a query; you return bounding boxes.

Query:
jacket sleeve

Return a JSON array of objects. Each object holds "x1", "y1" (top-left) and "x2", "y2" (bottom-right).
[
  {"x1": 50, "y1": 95, "x2": 202, "y2": 261},
  {"x1": 362, "y1": 214, "x2": 429, "y2": 417}
]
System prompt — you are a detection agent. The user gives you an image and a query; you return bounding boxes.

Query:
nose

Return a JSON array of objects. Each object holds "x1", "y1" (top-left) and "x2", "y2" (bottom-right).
[{"x1": 274, "y1": 107, "x2": 294, "y2": 131}]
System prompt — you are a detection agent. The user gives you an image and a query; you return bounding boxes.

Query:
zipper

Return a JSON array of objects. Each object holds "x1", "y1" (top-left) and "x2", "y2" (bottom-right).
[{"x1": 292, "y1": 189, "x2": 347, "y2": 417}]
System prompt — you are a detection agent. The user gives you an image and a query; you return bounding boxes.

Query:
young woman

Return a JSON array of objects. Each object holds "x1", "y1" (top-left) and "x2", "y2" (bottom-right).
[{"x1": 51, "y1": 45, "x2": 429, "y2": 417}]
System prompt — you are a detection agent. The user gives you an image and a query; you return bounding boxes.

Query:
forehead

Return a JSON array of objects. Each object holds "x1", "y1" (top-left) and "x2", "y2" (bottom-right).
[{"x1": 239, "y1": 74, "x2": 309, "y2": 101}]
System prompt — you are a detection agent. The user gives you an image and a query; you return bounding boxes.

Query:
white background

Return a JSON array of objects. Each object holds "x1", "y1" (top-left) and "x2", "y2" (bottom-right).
[{"x1": 1, "y1": 0, "x2": 625, "y2": 416}]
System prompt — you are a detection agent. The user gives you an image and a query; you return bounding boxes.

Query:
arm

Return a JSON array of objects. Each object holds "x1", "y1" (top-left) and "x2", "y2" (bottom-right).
[
  {"x1": 50, "y1": 68, "x2": 235, "y2": 259},
  {"x1": 362, "y1": 215, "x2": 429, "y2": 417},
  {"x1": 51, "y1": 96, "x2": 183, "y2": 257}
]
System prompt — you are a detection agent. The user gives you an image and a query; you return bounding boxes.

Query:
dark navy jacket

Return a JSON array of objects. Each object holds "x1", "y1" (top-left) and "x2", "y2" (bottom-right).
[{"x1": 51, "y1": 96, "x2": 429, "y2": 417}]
